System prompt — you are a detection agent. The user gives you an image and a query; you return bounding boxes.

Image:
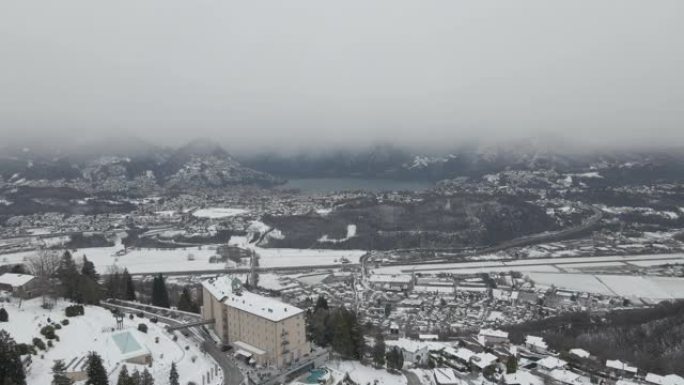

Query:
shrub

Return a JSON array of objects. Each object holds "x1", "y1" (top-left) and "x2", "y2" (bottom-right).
[
  {"x1": 129, "y1": 314, "x2": 134, "y2": 320},
  {"x1": 33, "y1": 337, "x2": 46, "y2": 350},
  {"x1": 0, "y1": 308, "x2": 9, "y2": 322},
  {"x1": 54, "y1": 323, "x2": 62, "y2": 330},
  {"x1": 172, "y1": 335, "x2": 178, "y2": 342},
  {"x1": 150, "y1": 317, "x2": 158, "y2": 324},
  {"x1": 155, "y1": 337, "x2": 159, "y2": 344},
  {"x1": 16, "y1": 343, "x2": 36, "y2": 355},
  {"x1": 61, "y1": 319, "x2": 69, "y2": 326},
  {"x1": 65, "y1": 305, "x2": 84, "y2": 317},
  {"x1": 136, "y1": 312, "x2": 144, "y2": 318},
  {"x1": 40, "y1": 326, "x2": 57, "y2": 340},
  {"x1": 47, "y1": 340, "x2": 53, "y2": 348},
  {"x1": 138, "y1": 323, "x2": 148, "y2": 333}
]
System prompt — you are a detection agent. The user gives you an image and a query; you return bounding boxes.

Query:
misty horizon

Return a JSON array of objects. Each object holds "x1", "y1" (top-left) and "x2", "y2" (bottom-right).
[{"x1": 2, "y1": 0, "x2": 684, "y2": 153}]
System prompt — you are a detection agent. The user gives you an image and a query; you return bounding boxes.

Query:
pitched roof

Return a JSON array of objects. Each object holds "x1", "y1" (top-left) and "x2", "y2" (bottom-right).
[{"x1": 0, "y1": 273, "x2": 35, "y2": 287}]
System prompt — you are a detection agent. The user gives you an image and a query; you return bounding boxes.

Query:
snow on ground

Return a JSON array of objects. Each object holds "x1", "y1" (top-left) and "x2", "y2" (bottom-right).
[
  {"x1": 628, "y1": 258, "x2": 684, "y2": 267},
  {"x1": 1, "y1": 298, "x2": 220, "y2": 385},
  {"x1": 596, "y1": 275, "x2": 675, "y2": 299},
  {"x1": 0, "y1": 246, "x2": 229, "y2": 274},
  {"x1": 0, "y1": 235, "x2": 365, "y2": 274},
  {"x1": 296, "y1": 274, "x2": 330, "y2": 286},
  {"x1": 527, "y1": 272, "x2": 684, "y2": 299},
  {"x1": 527, "y1": 273, "x2": 615, "y2": 295},
  {"x1": 192, "y1": 207, "x2": 249, "y2": 218},
  {"x1": 256, "y1": 273, "x2": 301, "y2": 291},
  {"x1": 229, "y1": 236, "x2": 365, "y2": 268},
  {"x1": 318, "y1": 224, "x2": 357, "y2": 243},
  {"x1": 327, "y1": 360, "x2": 407, "y2": 385},
  {"x1": 373, "y1": 254, "x2": 684, "y2": 275}
]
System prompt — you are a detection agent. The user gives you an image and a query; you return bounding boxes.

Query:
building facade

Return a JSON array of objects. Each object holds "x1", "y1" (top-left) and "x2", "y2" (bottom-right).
[{"x1": 202, "y1": 276, "x2": 310, "y2": 368}]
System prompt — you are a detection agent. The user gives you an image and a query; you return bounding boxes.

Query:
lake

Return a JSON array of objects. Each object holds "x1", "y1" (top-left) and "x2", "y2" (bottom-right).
[{"x1": 278, "y1": 177, "x2": 434, "y2": 193}]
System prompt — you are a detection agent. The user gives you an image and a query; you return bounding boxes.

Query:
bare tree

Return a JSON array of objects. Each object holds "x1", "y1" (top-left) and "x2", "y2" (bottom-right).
[{"x1": 27, "y1": 249, "x2": 61, "y2": 308}]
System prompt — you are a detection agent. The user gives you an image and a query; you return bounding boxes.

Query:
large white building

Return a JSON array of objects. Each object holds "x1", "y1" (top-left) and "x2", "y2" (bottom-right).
[{"x1": 201, "y1": 276, "x2": 310, "y2": 368}]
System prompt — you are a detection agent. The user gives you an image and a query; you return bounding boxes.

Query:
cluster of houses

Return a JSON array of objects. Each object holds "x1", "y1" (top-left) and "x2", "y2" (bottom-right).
[{"x1": 377, "y1": 329, "x2": 684, "y2": 385}]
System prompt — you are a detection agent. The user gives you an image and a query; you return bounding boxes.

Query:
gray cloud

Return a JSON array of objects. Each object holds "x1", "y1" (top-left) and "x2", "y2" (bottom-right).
[{"x1": 1, "y1": 0, "x2": 683, "y2": 152}]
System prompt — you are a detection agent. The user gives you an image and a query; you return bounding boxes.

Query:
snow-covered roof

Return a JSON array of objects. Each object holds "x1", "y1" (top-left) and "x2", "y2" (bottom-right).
[
  {"x1": 478, "y1": 328, "x2": 509, "y2": 339},
  {"x1": 548, "y1": 369, "x2": 586, "y2": 385},
  {"x1": 504, "y1": 370, "x2": 544, "y2": 385},
  {"x1": 0, "y1": 273, "x2": 35, "y2": 288},
  {"x1": 606, "y1": 359, "x2": 638, "y2": 374},
  {"x1": 419, "y1": 334, "x2": 439, "y2": 341},
  {"x1": 537, "y1": 356, "x2": 567, "y2": 370},
  {"x1": 202, "y1": 276, "x2": 304, "y2": 322},
  {"x1": 369, "y1": 274, "x2": 413, "y2": 284},
  {"x1": 569, "y1": 348, "x2": 591, "y2": 358},
  {"x1": 433, "y1": 368, "x2": 462, "y2": 385},
  {"x1": 645, "y1": 373, "x2": 684, "y2": 385},
  {"x1": 386, "y1": 338, "x2": 430, "y2": 354},
  {"x1": 525, "y1": 335, "x2": 547, "y2": 349},
  {"x1": 471, "y1": 352, "x2": 497, "y2": 369}
]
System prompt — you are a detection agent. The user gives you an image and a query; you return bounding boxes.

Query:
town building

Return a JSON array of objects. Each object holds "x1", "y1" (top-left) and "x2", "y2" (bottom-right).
[
  {"x1": 201, "y1": 276, "x2": 310, "y2": 368},
  {"x1": 0, "y1": 273, "x2": 38, "y2": 299},
  {"x1": 368, "y1": 274, "x2": 414, "y2": 292}
]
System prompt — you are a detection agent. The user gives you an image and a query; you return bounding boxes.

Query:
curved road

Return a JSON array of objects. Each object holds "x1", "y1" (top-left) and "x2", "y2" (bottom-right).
[{"x1": 102, "y1": 300, "x2": 244, "y2": 385}]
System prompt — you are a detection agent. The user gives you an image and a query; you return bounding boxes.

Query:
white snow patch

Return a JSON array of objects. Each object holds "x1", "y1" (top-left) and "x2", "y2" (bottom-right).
[
  {"x1": 192, "y1": 207, "x2": 248, "y2": 218},
  {"x1": 327, "y1": 360, "x2": 407, "y2": 385}
]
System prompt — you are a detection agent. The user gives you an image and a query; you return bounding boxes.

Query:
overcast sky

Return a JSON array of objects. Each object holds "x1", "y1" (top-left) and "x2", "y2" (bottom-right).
[{"x1": 1, "y1": 0, "x2": 683, "y2": 153}]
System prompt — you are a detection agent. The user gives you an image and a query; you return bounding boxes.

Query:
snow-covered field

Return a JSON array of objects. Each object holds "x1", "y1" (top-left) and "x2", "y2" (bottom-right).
[
  {"x1": 229, "y1": 236, "x2": 365, "y2": 269},
  {"x1": 527, "y1": 272, "x2": 684, "y2": 299},
  {"x1": 0, "y1": 246, "x2": 229, "y2": 274},
  {"x1": 1, "y1": 298, "x2": 220, "y2": 385},
  {"x1": 0, "y1": 235, "x2": 365, "y2": 274},
  {"x1": 373, "y1": 253, "x2": 684, "y2": 275},
  {"x1": 192, "y1": 207, "x2": 249, "y2": 218},
  {"x1": 327, "y1": 360, "x2": 407, "y2": 385}
]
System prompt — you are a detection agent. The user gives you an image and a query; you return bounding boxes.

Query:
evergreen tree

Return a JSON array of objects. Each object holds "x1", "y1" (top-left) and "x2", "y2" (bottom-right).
[
  {"x1": 0, "y1": 308, "x2": 8, "y2": 322},
  {"x1": 0, "y1": 330, "x2": 26, "y2": 385},
  {"x1": 506, "y1": 356, "x2": 518, "y2": 374},
  {"x1": 52, "y1": 360, "x2": 74, "y2": 385},
  {"x1": 85, "y1": 352, "x2": 108, "y2": 385},
  {"x1": 105, "y1": 271, "x2": 122, "y2": 299},
  {"x1": 81, "y1": 257, "x2": 99, "y2": 281},
  {"x1": 169, "y1": 362, "x2": 179, "y2": 385},
  {"x1": 123, "y1": 269, "x2": 136, "y2": 301},
  {"x1": 58, "y1": 251, "x2": 80, "y2": 300},
  {"x1": 372, "y1": 332, "x2": 386, "y2": 367},
  {"x1": 116, "y1": 365, "x2": 130, "y2": 385},
  {"x1": 331, "y1": 307, "x2": 364, "y2": 359},
  {"x1": 78, "y1": 276, "x2": 102, "y2": 305},
  {"x1": 386, "y1": 347, "x2": 404, "y2": 371},
  {"x1": 315, "y1": 295, "x2": 329, "y2": 311},
  {"x1": 129, "y1": 370, "x2": 141, "y2": 385},
  {"x1": 177, "y1": 287, "x2": 198, "y2": 313},
  {"x1": 140, "y1": 368, "x2": 154, "y2": 385},
  {"x1": 151, "y1": 274, "x2": 170, "y2": 308}
]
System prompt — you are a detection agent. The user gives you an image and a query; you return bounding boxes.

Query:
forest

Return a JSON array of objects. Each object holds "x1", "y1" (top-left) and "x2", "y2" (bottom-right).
[{"x1": 506, "y1": 300, "x2": 684, "y2": 376}]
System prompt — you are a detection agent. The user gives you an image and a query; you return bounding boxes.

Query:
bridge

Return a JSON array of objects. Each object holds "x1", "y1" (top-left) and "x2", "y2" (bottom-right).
[{"x1": 165, "y1": 318, "x2": 215, "y2": 331}]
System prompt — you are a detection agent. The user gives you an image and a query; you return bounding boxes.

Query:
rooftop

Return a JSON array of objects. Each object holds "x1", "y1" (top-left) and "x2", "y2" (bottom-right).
[
  {"x1": 202, "y1": 275, "x2": 304, "y2": 322},
  {"x1": 0, "y1": 273, "x2": 35, "y2": 287}
]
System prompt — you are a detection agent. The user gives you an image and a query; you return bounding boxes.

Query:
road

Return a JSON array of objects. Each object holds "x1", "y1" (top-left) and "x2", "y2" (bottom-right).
[
  {"x1": 102, "y1": 300, "x2": 244, "y2": 385},
  {"x1": 403, "y1": 370, "x2": 422, "y2": 385}
]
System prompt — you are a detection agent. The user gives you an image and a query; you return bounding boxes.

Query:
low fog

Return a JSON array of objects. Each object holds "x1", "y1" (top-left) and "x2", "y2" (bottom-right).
[{"x1": 1, "y1": 0, "x2": 683, "y2": 153}]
